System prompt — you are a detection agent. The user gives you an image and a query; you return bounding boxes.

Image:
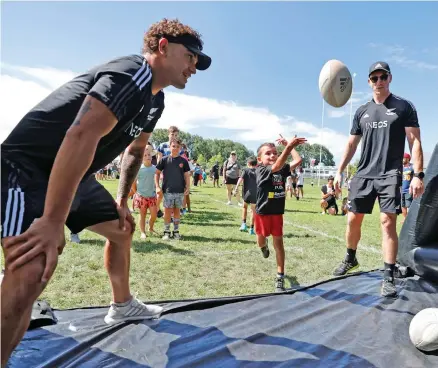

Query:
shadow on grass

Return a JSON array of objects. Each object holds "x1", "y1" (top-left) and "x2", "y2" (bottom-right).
[
  {"x1": 132, "y1": 240, "x2": 194, "y2": 255},
  {"x1": 284, "y1": 209, "x2": 320, "y2": 215},
  {"x1": 285, "y1": 275, "x2": 300, "y2": 288},
  {"x1": 72, "y1": 239, "x2": 104, "y2": 246},
  {"x1": 181, "y1": 221, "x2": 238, "y2": 228},
  {"x1": 182, "y1": 234, "x2": 256, "y2": 245},
  {"x1": 283, "y1": 233, "x2": 316, "y2": 239},
  {"x1": 181, "y1": 210, "x2": 235, "y2": 224}
]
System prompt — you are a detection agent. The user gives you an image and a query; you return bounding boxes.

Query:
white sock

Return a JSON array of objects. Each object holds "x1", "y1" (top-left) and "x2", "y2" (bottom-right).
[{"x1": 114, "y1": 297, "x2": 133, "y2": 307}]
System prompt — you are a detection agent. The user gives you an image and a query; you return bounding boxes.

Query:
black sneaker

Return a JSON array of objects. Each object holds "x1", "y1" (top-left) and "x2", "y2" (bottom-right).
[
  {"x1": 394, "y1": 263, "x2": 415, "y2": 278},
  {"x1": 260, "y1": 239, "x2": 269, "y2": 258},
  {"x1": 157, "y1": 210, "x2": 164, "y2": 218},
  {"x1": 333, "y1": 258, "x2": 359, "y2": 276},
  {"x1": 275, "y1": 277, "x2": 285, "y2": 292},
  {"x1": 381, "y1": 278, "x2": 397, "y2": 298}
]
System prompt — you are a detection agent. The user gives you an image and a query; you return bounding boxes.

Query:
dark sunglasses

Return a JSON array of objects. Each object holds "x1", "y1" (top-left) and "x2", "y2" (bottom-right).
[{"x1": 370, "y1": 74, "x2": 389, "y2": 83}]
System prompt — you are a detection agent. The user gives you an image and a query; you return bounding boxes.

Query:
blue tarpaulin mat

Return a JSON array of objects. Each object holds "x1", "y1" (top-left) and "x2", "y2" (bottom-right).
[{"x1": 8, "y1": 270, "x2": 438, "y2": 367}]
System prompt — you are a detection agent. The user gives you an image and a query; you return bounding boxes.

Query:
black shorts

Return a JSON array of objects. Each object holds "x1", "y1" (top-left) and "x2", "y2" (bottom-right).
[
  {"x1": 292, "y1": 183, "x2": 297, "y2": 189},
  {"x1": 1, "y1": 159, "x2": 119, "y2": 238},
  {"x1": 243, "y1": 193, "x2": 256, "y2": 205},
  {"x1": 225, "y1": 177, "x2": 238, "y2": 185},
  {"x1": 347, "y1": 175, "x2": 401, "y2": 214},
  {"x1": 327, "y1": 202, "x2": 339, "y2": 215}
]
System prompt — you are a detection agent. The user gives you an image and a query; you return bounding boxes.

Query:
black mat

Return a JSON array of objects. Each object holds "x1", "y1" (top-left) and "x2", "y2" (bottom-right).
[{"x1": 8, "y1": 270, "x2": 438, "y2": 367}]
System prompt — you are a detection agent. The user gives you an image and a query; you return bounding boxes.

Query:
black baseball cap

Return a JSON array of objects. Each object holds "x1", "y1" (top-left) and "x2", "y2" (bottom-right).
[
  {"x1": 369, "y1": 61, "x2": 391, "y2": 76},
  {"x1": 164, "y1": 34, "x2": 211, "y2": 71}
]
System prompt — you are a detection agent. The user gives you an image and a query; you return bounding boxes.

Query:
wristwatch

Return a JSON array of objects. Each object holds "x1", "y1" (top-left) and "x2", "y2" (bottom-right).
[{"x1": 414, "y1": 172, "x2": 425, "y2": 179}]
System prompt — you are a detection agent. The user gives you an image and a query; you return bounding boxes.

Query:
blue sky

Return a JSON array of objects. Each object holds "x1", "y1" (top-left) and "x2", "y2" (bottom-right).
[{"x1": 1, "y1": 1, "x2": 437, "y2": 165}]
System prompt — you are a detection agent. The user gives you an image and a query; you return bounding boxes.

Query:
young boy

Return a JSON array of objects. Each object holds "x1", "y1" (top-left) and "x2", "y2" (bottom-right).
[
  {"x1": 131, "y1": 150, "x2": 158, "y2": 239},
  {"x1": 255, "y1": 135, "x2": 306, "y2": 292},
  {"x1": 234, "y1": 157, "x2": 258, "y2": 235},
  {"x1": 155, "y1": 138, "x2": 191, "y2": 240}
]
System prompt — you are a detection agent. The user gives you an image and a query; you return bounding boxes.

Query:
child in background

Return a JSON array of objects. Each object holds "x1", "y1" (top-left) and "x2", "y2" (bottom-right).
[
  {"x1": 131, "y1": 150, "x2": 158, "y2": 239},
  {"x1": 255, "y1": 135, "x2": 306, "y2": 292},
  {"x1": 234, "y1": 157, "x2": 258, "y2": 235},
  {"x1": 155, "y1": 138, "x2": 191, "y2": 240}
]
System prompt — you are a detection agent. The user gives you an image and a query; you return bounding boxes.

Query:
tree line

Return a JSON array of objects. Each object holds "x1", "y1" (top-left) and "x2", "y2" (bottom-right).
[{"x1": 150, "y1": 129, "x2": 336, "y2": 168}]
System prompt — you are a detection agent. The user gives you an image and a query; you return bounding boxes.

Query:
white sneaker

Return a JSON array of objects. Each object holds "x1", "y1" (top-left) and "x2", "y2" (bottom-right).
[
  {"x1": 70, "y1": 233, "x2": 80, "y2": 243},
  {"x1": 104, "y1": 297, "x2": 163, "y2": 325},
  {"x1": 238, "y1": 202, "x2": 243, "y2": 207},
  {"x1": 140, "y1": 233, "x2": 147, "y2": 239},
  {"x1": 226, "y1": 201, "x2": 232, "y2": 205}
]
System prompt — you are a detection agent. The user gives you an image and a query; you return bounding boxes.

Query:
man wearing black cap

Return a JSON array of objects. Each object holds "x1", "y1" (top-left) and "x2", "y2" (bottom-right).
[
  {"x1": 333, "y1": 61, "x2": 424, "y2": 297},
  {"x1": 1, "y1": 18, "x2": 211, "y2": 364}
]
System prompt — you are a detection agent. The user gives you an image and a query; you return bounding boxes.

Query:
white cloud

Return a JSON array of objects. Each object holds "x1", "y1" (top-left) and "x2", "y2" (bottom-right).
[
  {"x1": 0, "y1": 63, "x2": 354, "y2": 163},
  {"x1": 368, "y1": 43, "x2": 438, "y2": 71},
  {"x1": 327, "y1": 110, "x2": 348, "y2": 118}
]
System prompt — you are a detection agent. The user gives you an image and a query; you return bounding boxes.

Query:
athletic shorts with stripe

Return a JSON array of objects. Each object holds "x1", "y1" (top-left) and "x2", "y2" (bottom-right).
[{"x1": 1, "y1": 159, "x2": 119, "y2": 238}]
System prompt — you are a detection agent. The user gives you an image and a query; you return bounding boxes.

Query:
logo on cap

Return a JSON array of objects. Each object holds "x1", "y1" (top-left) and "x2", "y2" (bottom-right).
[{"x1": 375, "y1": 63, "x2": 383, "y2": 69}]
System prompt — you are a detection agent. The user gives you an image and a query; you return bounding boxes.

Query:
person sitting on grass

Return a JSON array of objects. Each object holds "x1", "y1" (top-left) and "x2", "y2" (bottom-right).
[
  {"x1": 131, "y1": 149, "x2": 158, "y2": 239},
  {"x1": 255, "y1": 135, "x2": 306, "y2": 292},
  {"x1": 234, "y1": 156, "x2": 258, "y2": 235},
  {"x1": 320, "y1": 175, "x2": 339, "y2": 215},
  {"x1": 155, "y1": 138, "x2": 191, "y2": 240}
]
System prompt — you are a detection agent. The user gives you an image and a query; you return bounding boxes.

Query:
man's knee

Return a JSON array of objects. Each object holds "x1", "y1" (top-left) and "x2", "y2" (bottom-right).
[
  {"x1": 347, "y1": 212, "x2": 364, "y2": 228},
  {"x1": 2, "y1": 253, "x2": 46, "y2": 309},
  {"x1": 380, "y1": 213, "x2": 397, "y2": 231}
]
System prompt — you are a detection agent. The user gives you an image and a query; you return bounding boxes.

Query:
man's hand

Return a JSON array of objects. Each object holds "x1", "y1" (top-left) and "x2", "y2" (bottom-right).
[
  {"x1": 115, "y1": 198, "x2": 136, "y2": 233},
  {"x1": 184, "y1": 187, "x2": 190, "y2": 196},
  {"x1": 334, "y1": 172, "x2": 344, "y2": 192},
  {"x1": 4, "y1": 217, "x2": 65, "y2": 283},
  {"x1": 410, "y1": 177, "x2": 424, "y2": 199}
]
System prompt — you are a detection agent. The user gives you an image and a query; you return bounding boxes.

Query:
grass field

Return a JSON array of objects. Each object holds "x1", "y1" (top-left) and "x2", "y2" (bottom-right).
[{"x1": 41, "y1": 178, "x2": 404, "y2": 309}]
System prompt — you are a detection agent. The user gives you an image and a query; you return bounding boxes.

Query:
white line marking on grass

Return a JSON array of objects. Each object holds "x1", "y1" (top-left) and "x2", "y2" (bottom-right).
[{"x1": 210, "y1": 199, "x2": 380, "y2": 255}]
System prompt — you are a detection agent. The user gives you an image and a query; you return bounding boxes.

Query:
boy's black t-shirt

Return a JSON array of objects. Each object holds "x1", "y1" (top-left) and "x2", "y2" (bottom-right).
[
  {"x1": 256, "y1": 164, "x2": 291, "y2": 215},
  {"x1": 156, "y1": 155, "x2": 190, "y2": 194},
  {"x1": 321, "y1": 184, "x2": 336, "y2": 207},
  {"x1": 241, "y1": 167, "x2": 257, "y2": 201}
]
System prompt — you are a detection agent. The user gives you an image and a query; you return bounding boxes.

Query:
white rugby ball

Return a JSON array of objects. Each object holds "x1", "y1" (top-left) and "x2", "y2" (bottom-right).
[
  {"x1": 318, "y1": 59, "x2": 353, "y2": 108},
  {"x1": 409, "y1": 308, "x2": 438, "y2": 352}
]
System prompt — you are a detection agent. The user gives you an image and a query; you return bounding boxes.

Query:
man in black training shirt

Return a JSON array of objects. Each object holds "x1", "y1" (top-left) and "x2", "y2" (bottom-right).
[
  {"x1": 333, "y1": 61, "x2": 424, "y2": 298},
  {"x1": 255, "y1": 136, "x2": 306, "y2": 292},
  {"x1": 0, "y1": 18, "x2": 211, "y2": 365}
]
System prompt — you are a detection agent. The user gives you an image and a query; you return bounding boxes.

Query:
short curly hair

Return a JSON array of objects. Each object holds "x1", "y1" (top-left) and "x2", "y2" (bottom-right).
[{"x1": 143, "y1": 18, "x2": 203, "y2": 54}]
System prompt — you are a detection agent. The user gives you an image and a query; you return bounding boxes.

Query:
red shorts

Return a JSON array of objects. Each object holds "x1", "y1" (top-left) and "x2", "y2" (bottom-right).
[
  {"x1": 254, "y1": 214, "x2": 283, "y2": 237},
  {"x1": 133, "y1": 194, "x2": 157, "y2": 210}
]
